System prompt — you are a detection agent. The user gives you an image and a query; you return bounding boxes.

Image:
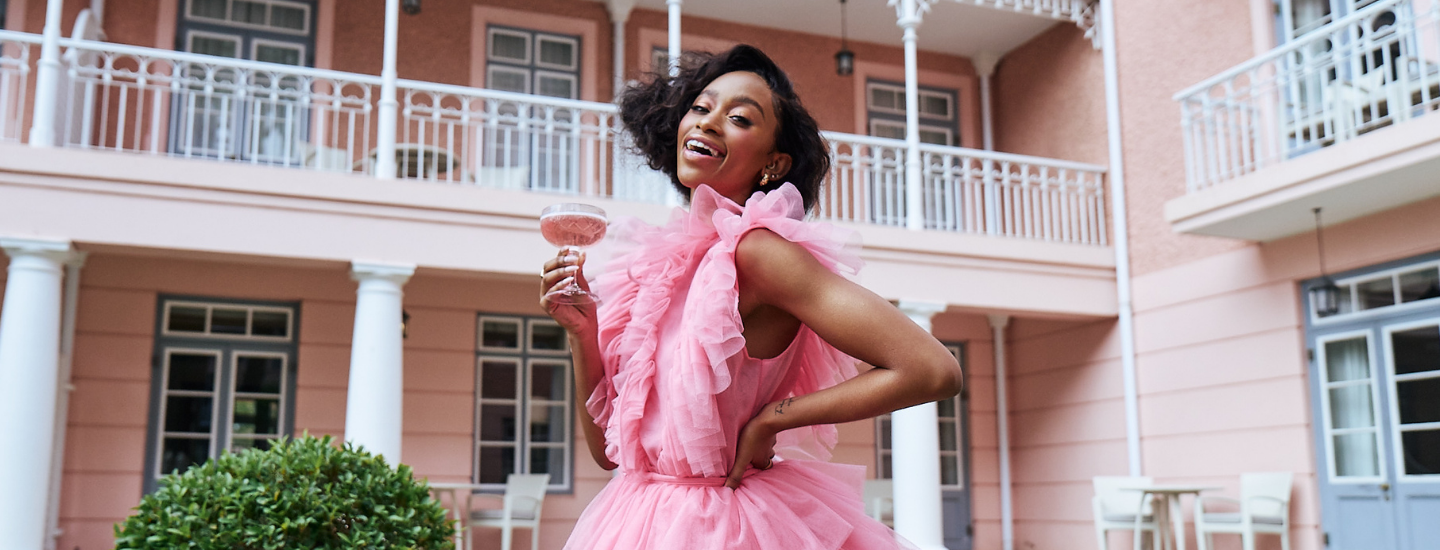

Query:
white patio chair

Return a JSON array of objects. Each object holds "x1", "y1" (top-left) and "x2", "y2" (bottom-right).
[
  {"x1": 1092, "y1": 476, "x2": 1158, "y2": 550},
  {"x1": 862, "y1": 478, "x2": 894, "y2": 528},
  {"x1": 465, "y1": 473, "x2": 550, "y2": 550},
  {"x1": 1195, "y1": 472, "x2": 1292, "y2": 550}
]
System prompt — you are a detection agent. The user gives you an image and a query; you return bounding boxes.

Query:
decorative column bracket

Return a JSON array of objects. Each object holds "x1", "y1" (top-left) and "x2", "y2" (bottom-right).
[{"x1": 958, "y1": 0, "x2": 1100, "y2": 48}]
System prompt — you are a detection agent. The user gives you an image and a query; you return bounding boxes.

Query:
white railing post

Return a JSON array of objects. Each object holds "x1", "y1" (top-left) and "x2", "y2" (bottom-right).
[
  {"x1": 666, "y1": 0, "x2": 682, "y2": 77},
  {"x1": 376, "y1": 0, "x2": 400, "y2": 180},
  {"x1": 28, "y1": 0, "x2": 65, "y2": 147},
  {"x1": 892, "y1": 299, "x2": 949, "y2": 550},
  {"x1": 893, "y1": 0, "x2": 932, "y2": 231}
]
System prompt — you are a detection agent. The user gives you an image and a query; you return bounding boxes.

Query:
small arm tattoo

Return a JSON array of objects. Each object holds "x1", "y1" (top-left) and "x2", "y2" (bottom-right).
[{"x1": 773, "y1": 398, "x2": 795, "y2": 415}]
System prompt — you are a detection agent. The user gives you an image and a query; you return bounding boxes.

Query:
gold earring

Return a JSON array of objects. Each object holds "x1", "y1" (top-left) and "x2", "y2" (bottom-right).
[{"x1": 759, "y1": 172, "x2": 772, "y2": 187}]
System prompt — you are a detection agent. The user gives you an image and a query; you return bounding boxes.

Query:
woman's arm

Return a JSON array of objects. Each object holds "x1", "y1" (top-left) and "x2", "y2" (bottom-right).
[
  {"x1": 541, "y1": 251, "x2": 618, "y2": 471},
  {"x1": 724, "y1": 229, "x2": 962, "y2": 488}
]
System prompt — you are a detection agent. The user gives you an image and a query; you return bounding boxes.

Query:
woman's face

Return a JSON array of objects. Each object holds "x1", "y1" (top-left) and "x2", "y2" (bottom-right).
[{"x1": 675, "y1": 71, "x2": 792, "y2": 205}]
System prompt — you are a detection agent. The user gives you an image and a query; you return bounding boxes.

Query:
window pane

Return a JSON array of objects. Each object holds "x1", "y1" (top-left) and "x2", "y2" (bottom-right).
[
  {"x1": 165, "y1": 396, "x2": 214, "y2": 433},
  {"x1": 211, "y1": 308, "x2": 248, "y2": 334},
  {"x1": 481, "y1": 361, "x2": 518, "y2": 399},
  {"x1": 1392, "y1": 325, "x2": 1440, "y2": 376},
  {"x1": 168, "y1": 353, "x2": 217, "y2": 391},
  {"x1": 940, "y1": 454, "x2": 959, "y2": 486},
  {"x1": 168, "y1": 306, "x2": 207, "y2": 333},
  {"x1": 921, "y1": 94, "x2": 950, "y2": 118},
  {"x1": 255, "y1": 44, "x2": 301, "y2": 66},
  {"x1": 1400, "y1": 429, "x2": 1440, "y2": 475},
  {"x1": 190, "y1": 0, "x2": 227, "y2": 19},
  {"x1": 1399, "y1": 268, "x2": 1440, "y2": 303},
  {"x1": 537, "y1": 75, "x2": 573, "y2": 99},
  {"x1": 236, "y1": 356, "x2": 283, "y2": 393},
  {"x1": 880, "y1": 453, "x2": 892, "y2": 479},
  {"x1": 871, "y1": 88, "x2": 899, "y2": 111},
  {"x1": 232, "y1": 398, "x2": 281, "y2": 435},
  {"x1": 938, "y1": 397, "x2": 956, "y2": 419},
  {"x1": 879, "y1": 417, "x2": 891, "y2": 450},
  {"x1": 231, "y1": 0, "x2": 267, "y2": 24},
  {"x1": 1357, "y1": 277, "x2": 1396, "y2": 310},
  {"x1": 1325, "y1": 337, "x2": 1372, "y2": 382},
  {"x1": 530, "y1": 404, "x2": 567, "y2": 443},
  {"x1": 872, "y1": 123, "x2": 905, "y2": 140},
  {"x1": 538, "y1": 38, "x2": 575, "y2": 67},
  {"x1": 161, "y1": 438, "x2": 210, "y2": 474},
  {"x1": 491, "y1": 32, "x2": 529, "y2": 62},
  {"x1": 480, "y1": 404, "x2": 518, "y2": 442},
  {"x1": 251, "y1": 310, "x2": 289, "y2": 337},
  {"x1": 938, "y1": 419, "x2": 958, "y2": 451},
  {"x1": 189, "y1": 35, "x2": 239, "y2": 59},
  {"x1": 1329, "y1": 385, "x2": 1376, "y2": 429},
  {"x1": 482, "y1": 320, "x2": 521, "y2": 349},
  {"x1": 530, "y1": 446, "x2": 565, "y2": 479},
  {"x1": 270, "y1": 4, "x2": 306, "y2": 30},
  {"x1": 1396, "y1": 378, "x2": 1440, "y2": 425},
  {"x1": 531, "y1": 362, "x2": 566, "y2": 401},
  {"x1": 919, "y1": 129, "x2": 949, "y2": 146},
  {"x1": 478, "y1": 446, "x2": 516, "y2": 483},
  {"x1": 1335, "y1": 284, "x2": 1355, "y2": 316},
  {"x1": 231, "y1": 437, "x2": 274, "y2": 452},
  {"x1": 531, "y1": 323, "x2": 567, "y2": 351},
  {"x1": 1334, "y1": 432, "x2": 1380, "y2": 477}
]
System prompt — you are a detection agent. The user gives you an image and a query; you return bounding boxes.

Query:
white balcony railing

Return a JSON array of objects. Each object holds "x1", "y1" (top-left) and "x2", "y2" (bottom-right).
[
  {"x1": 1175, "y1": 0, "x2": 1440, "y2": 191},
  {"x1": 0, "y1": 30, "x2": 1108, "y2": 245}
]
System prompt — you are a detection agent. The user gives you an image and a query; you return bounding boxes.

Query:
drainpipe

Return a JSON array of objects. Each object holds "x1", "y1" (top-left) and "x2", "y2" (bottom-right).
[
  {"x1": 896, "y1": 0, "x2": 933, "y2": 231},
  {"x1": 666, "y1": 0, "x2": 681, "y2": 77},
  {"x1": 44, "y1": 253, "x2": 85, "y2": 550},
  {"x1": 989, "y1": 314, "x2": 1013, "y2": 550},
  {"x1": 1098, "y1": 0, "x2": 1142, "y2": 476},
  {"x1": 375, "y1": 0, "x2": 400, "y2": 180},
  {"x1": 974, "y1": 52, "x2": 999, "y2": 151},
  {"x1": 28, "y1": 0, "x2": 65, "y2": 147}
]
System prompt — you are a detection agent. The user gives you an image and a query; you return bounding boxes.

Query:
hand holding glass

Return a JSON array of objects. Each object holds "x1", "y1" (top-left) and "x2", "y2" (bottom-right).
[{"x1": 541, "y1": 203, "x2": 608, "y2": 305}]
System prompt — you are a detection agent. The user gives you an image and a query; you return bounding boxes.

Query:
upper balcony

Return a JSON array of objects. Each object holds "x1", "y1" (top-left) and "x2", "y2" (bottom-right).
[
  {"x1": 1167, "y1": 0, "x2": 1440, "y2": 241},
  {"x1": 0, "y1": 1, "x2": 1116, "y2": 317}
]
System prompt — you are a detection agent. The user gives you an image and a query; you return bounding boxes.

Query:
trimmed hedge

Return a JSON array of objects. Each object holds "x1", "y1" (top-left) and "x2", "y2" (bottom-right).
[{"x1": 114, "y1": 436, "x2": 455, "y2": 549}]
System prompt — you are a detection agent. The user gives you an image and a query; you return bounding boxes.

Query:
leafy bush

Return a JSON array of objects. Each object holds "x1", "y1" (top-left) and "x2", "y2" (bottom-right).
[{"x1": 114, "y1": 435, "x2": 455, "y2": 549}]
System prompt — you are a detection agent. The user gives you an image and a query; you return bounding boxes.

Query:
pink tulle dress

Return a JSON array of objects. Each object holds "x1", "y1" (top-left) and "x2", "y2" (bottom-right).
[{"x1": 564, "y1": 183, "x2": 913, "y2": 549}]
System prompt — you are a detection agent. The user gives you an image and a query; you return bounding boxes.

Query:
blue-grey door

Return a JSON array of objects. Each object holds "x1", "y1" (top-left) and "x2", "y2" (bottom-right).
[{"x1": 1305, "y1": 256, "x2": 1440, "y2": 550}]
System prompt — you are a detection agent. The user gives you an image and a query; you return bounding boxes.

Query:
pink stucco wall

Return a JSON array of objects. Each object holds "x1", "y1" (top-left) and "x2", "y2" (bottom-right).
[{"x1": 993, "y1": 22, "x2": 1107, "y2": 165}]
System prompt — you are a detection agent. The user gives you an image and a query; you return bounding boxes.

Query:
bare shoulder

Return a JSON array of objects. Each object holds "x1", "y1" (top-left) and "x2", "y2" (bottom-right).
[{"x1": 735, "y1": 228, "x2": 831, "y2": 304}]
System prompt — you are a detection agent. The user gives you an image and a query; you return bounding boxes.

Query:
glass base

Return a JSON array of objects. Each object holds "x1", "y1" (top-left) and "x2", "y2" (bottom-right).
[{"x1": 546, "y1": 286, "x2": 601, "y2": 306}]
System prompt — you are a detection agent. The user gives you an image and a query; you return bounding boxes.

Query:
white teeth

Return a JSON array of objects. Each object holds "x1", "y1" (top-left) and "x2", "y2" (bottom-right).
[{"x1": 686, "y1": 139, "x2": 720, "y2": 157}]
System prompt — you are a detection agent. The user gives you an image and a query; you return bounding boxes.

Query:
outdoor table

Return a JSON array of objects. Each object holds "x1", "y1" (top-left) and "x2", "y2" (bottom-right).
[
  {"x1": 1121, "y1": 485, "x2": 1220, "y2": 550},
  {"x1": 429, "y1": 482, "x2": 485, "y2": 549}
]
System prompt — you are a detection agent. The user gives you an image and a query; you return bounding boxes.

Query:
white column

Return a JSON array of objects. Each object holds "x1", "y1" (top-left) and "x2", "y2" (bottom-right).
[
  {"x1": 28, "y1": 0, "x2": 65, "y2": 147},
  {"x1": 973, "y1": 52, "x2": 999, "y2": 152},
  {"x1": 1099, "y1": 0, "x2": 1142, "y2": 476},
  {"x1": 375, "y1": 0, "x2": 400, "y2": 180},
  {"x1": 989, "y1": 314, "x2": 1014, "y2": 550},
  {"x1": 893, "y1": 299, "x2": 947, "y2": 550},
  {"x1": 44, "y1": 253, "x2": 85, "y2": 550},
  {"x1": 608, "y1": 0, "x2": 635, "y2": 97},
  {"x1": 344, "y1": 261, "x2": 414, "y2": 462},
  {"x1": 0, "y1": 237, "x2": 73, "y2": 550},
  {"x1": 666, "y1": 0, "x2": 682, "y2": 77},
  {"x1": 892, "y1": 0, "x2": 933, "y2": 231}
]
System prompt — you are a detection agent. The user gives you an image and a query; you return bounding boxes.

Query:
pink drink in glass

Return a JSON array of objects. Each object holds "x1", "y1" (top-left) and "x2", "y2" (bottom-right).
[{"x1": 541, "y1": 203, "x2": 608, "y2": 305}]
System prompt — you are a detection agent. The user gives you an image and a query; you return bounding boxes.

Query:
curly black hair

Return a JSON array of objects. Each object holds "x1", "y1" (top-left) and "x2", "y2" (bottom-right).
[{"x1": 617, "y1": 44, "x2": 829, "y2": 212}]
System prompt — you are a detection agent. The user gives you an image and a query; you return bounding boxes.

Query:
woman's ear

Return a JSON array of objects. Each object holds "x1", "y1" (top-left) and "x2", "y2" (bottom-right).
[{"x1": 765, "y1": 152, "x2": 793, "y2": 180}]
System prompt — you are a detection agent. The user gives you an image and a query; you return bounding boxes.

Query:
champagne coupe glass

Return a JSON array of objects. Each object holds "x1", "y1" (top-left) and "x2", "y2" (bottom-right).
[{"x1": 540, "y1": 203, "x2": 609, "y2": 305}]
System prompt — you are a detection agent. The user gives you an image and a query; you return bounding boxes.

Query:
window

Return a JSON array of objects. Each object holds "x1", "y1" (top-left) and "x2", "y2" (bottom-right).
[
  {"x1": 486, "y1": 27, "x2": 580, "y2": 99},
  {"x1": 1313, "y1": 261, "x2": 1440, "y2": 322},
  {"x1": 476, "y1": 315, "x2": 573, "y2": 492},
  {"x1": 186, "y1": 0, "x2": 310, "y2": 35},
  {"x1": 145, "y1": 298, "x2": 298, "y2": 493},
  {"x1": 866, "y1": 81, "x2": 958, "y2": 147},
  {"x1": 876, "y1": 343, "x2": 966, "y2": 486}
]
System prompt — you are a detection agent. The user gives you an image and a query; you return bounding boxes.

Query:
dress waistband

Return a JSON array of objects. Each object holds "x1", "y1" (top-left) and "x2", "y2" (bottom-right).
[{"x1": 622, "y1": 466, "x2": 770, "y2": 486}]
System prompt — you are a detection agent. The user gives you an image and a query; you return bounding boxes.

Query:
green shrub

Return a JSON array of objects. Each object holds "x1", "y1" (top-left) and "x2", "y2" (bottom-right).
[{"x1": 114, "y1": 435, "x2": 455, "y2": 550}]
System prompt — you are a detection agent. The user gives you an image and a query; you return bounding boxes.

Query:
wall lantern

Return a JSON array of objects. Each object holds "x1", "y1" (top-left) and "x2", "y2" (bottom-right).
[
  {"x1": 1310, "y1": 207, "x2": 1341, "y2": 317},
  {"x1": 402, "y1": 0, "x2": 421, "y2": 16},
  {"x1": 402, "y1": 309, "x2": 412, "y2": 338},
  {"x1": 835, "y1": 0, "x2": 854, "y2": 76}
]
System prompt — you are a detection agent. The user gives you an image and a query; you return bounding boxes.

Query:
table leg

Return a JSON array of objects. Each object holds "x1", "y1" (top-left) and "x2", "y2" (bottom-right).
[
  {"x1": 1153, "y1": 494, "x2": 1170, "y2": 550},
  {"x1": 1171, "y1": 494, "x2": 1186, "y2": 550}
]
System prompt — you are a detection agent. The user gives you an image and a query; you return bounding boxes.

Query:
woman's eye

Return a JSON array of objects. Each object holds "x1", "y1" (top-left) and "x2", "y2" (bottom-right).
[
  {"x1": 730, "y1": 116, "x2": 751, "y2": 126},
  {"x1": 690, "y1": 105, "x2": 709, "y2": 114}
]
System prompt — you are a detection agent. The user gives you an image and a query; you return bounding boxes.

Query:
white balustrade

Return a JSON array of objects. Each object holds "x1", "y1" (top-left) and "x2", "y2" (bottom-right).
[
  {"x1": 960, "y1": 0, "x2": 1092, "y2": 25},
  {"x1": 1175, "y1": 0, "x2": 1440, "y2": 192},
  {"x1": 0, "y1": 31, "x2": 39, "y2": 143}
]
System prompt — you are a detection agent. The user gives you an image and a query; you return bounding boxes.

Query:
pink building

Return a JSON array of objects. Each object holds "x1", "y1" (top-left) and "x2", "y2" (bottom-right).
[{"x1": 0, "y1": 1, "x2": 1436, "y2": 550}]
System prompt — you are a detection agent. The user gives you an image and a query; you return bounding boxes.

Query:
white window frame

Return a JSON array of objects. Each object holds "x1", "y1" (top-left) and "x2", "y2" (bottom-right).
[
  {"x1": 534, "y1": 34, "x2": 579, "y2": 71},
  {"x1": 475, "y1": 314, "x2": 573, "y2": 492},
  {"x1": 225, "y1": 350, "x2": 290, "y2": 451},
  {"x1": 161, "y1": 300, "x2": 295, "y2": 342},
  {"x1": 487, "y1": 27, "x2": 533, "y2": 65},
  {"x1": 250, "y1": 37, "x2": 306, "y2": 66},
  {"x1": 866, "y1": 82, "x2": 954, "y2": 121},
  {"x1": 534, "y1": 70, "x2": 578, "y2": 100},
  {"x1": 184, "y1": 0, "x2": 311, "y2": 36},
  {"x1": 869, "y1": 119, "x2": 952, "y2": 146},
  {"x1": 155, "y1": 348, "x2": 224, "y2": 479},
  {"x1": 1312, "y1": 260, "x2": 1440, "y2": 325},
  {"x1": 486, "y1": 65, "x2": 532, "y2": 95},
  {"x1": 1317, "y1": 329, "x2": 1389, "y2": 484},
  {"x1": 1381, "y1": 318, "x2": 1440, "y2": 482},
  {"x1": 186, "y1": 29, "x2": 244, "y2": 59}
]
